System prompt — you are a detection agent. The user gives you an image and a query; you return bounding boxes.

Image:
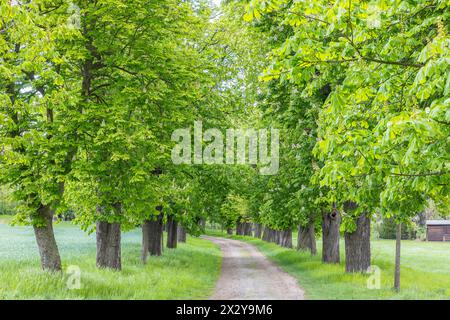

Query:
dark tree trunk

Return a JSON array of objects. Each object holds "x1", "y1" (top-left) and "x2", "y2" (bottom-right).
[
  {"x1": 254, "y1": 223, "x2": 263, "y2": 238},
  {"x1": 394, "y1": 223, "x2": 402, "y2": 291},
  {"x1": 236, "y1": 222, "x2": 244, "y2": 236},
  {"x1": 264, "y1": 228, "x2": 271, "y2": 242},
  {"x1": 148, "y1": 212, "x2": 163, "y2": 256},
  {"x1": 297, "y1": 223, "x2": 317, "y2": 255},
  {"x1": 270, "y1": 229, "x2": 277, "y2": 243},
  {"x1": 243, "y1": 222, "x2": 253, "y2": 236},
  {"x1": 279, "y1": 229, "x2": 292, "y2": 248},
  {"x1": 33, "y1": 205, "x2": 62, "y2": 272},
  {"x1": 177, "y1": 225, "x2": 187, "y2": 243},
  {"x1": 226, "y1": 228, "x2": 233, "y2": 235},
  {"x1": 344, "y1": 213, "x2": 371, "y2": 273},
  {"x1": 262, "y1": 226, "x2": 277, "y2": 243},
  {"x1": 166, "y1": 215, "x2": 178, "y2": 249},
  {"x1": 322, "y1": 209, "x2": 341, "y2": 264},
  {"x1": 262, "y1": 226, "x2": 269, "y2": 241},
  {"x1": 266, "y1": 228, "x2": 271, "y2": 241},
  {"x1": 274, "y1": 230, "x2": 281, "y2": 244},
  {"x1": 273, "y1": 230, "x2": 279, "y2": 244},
  {"x1": 96, "y1": 221, "x2": 121, "y2": 270},
  {"x1": 270, "y1": 230, "x2": 275, "y2": 243}
]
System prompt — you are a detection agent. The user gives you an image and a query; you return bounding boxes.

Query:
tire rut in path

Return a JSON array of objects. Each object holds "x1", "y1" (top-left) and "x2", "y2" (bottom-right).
[{"x1": 204, "y1": 236, "x2": 305, "y2": 300}]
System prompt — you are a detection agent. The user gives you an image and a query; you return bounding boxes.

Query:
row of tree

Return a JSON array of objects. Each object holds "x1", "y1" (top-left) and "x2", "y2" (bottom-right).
[
  {"x1": 1, "y1": 0, "x2": 448, "y2": 294},
  {"x1": 214, "y1": 0, "x2": 448, "y2": 291},
  {"x1": 0, "y1": 0, "x2": 264, "y2": 271}
]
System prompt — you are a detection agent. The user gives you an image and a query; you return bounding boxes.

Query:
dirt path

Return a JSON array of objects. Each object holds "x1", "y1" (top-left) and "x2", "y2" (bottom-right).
[{"x1": 204, "y1": 236, "x2": 305, "y2": 300}]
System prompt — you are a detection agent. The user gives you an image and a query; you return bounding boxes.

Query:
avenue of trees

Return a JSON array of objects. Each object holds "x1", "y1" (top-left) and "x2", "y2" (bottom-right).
[{"x1": 0, "y1": 0, "x2": 448, "y2": 292}]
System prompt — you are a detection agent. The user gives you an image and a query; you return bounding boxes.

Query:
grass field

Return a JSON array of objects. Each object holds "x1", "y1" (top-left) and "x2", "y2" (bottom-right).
[
  {"x1": 2, "y1": 214, "x2": 449, "y2": 300},
  {"x1": 0, "y1": 216, "x2": 222, "y2": 300},
  {"x1": 206, "y1": 230, "x2": 450, "y2": 300}
]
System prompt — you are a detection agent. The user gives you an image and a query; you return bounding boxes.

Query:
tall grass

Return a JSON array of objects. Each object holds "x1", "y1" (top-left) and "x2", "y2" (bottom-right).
[{"x1": 0, "y1": 221, "x2": 221, "y2": 300}]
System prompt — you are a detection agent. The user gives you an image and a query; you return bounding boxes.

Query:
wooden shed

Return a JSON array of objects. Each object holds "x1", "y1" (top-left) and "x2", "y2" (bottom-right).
[{"x1": 426, "y1": 220, "x2": 450, "y2": 241}]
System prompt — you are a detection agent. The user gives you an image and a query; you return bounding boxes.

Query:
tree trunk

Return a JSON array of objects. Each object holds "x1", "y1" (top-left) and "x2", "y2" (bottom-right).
[
  {"x1": 344, "y1": 214, "x2": 371, "y2": 273},
  {"x1": 254, "y1": 223, "x2": 263, "y2": 238},
  {"x1": 96, "y1": 221, "x2": 121, "y2": 270},
  {"x1": 279, "y1": 229, "x2": 292, "y2": 248},
  {"x1": 243, "y1": 222, "x2": 253, "y2": 236},
  {"x1": 297, "y1": 223, "x2": 317, "y2": 255},
  {"x1": 269, "y1": 230, "x2": 273, "y2": 243},
  {"x1": 270, "y1": 229, "x2": 276, "y2": 243},
  {"x1": 166, "y1": 215, "x2": 178, "y2": 249},
  {"x1": 262, "y1": 226, "x2": 275, "y2": 242},
  {"x1": 148, "y1": 212, "x2": 163, "y2": 256},
  {"x1": 322, "y1": 209, "x2": 341, "y2": 264},
  {"x1": 243, "y1": 223, "x2": 249, "y2": 236},
  {"x1": 262, "y1": 226, "x2": 269, "y2": 241},
  {"x1": 274, "y1": 230, "x2": 281, "y2": 244},
  {"x1": 236, "y1": 222, "x2": 244, "y2": 236},
  {"x1": 177, "y1": 225, "x2": 187, "y2": 243},
  {"x1": 394, "y1": 223, "x2": 402, "y2": 291},
  {"x1": 33, "y1": 205, "x2": 62, "y2": 272}
]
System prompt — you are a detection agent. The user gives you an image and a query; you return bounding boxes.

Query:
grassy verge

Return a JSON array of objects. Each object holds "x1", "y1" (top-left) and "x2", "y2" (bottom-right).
[
  {"x1": 206, "y1": 229, "x2": 450, "y2": 300},
  {"x1": 0, "y1": 221, "x2": 221, "y2": 299}
]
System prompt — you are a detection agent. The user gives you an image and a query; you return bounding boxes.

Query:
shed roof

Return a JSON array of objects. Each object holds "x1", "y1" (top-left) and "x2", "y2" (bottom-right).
[{"x1": 426, "y1": 220, "x2": 450, "y2": 226}]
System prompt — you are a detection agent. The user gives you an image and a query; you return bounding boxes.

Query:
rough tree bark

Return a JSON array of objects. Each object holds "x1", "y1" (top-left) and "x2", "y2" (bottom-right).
[
  {"x1": 322, "y1": 208, "x2": 341, "y2": 264},
  {"x1": 267, "y1": 228, "x2": 271, "y2": 242},
  {"x1": 297, "y1": 223, "x2": 317, "y2": 255},
  {"x1": 166, "y1": 215, "x2": 178, "y2": 249},
  {"x1": 177, "y1": 225, "x2": 187, "y2": 243},
  {"x1": 262, "y1": 226, "x2": 270, "y2": 241},
  {"x1": 394, "y1": 223, "x2": 402, "y2": 291},
  {"x1": 262, "y1": 227, "x2": 277, "y2": 243},
  {"x1": 274, "y1": 230, "x2": 281, "y2": 244},
  {"x1": 254, "y1": 223, "x2": 263, "y2": 238},
  {"x1": 243, "y1": 222, "x2": 253, "y2": 236},
  {"x1": 96, "y1": 221, "x2": 121, "y2": 270},
  {"x1": 344, "y1": 213, "x2": 371, "y2": 273},
  {"x1": 270, "y1": 229, "x2": 277, "y2": 243},
  {"x1": 236, "y1": 222, "x2": 244, "y2": 236},
  {"x1": 148, "y1": 210, "x2": 164, "y2": 256},
  {"x1": 33, "y1": 205, "x2": 62, "y2": 272},
  {"x1": 264, "y1": 228, "x2": 272, "y2": 242},
  {"x1": 279, "y1": 229, "x2": 293, "y2": 248}
]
